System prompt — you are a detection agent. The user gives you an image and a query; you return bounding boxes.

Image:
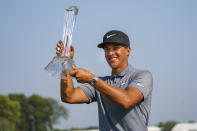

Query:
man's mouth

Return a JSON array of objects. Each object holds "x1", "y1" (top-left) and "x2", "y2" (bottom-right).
[{"x1": 109, "y1": 57, "x2": 118, "y2": 62}]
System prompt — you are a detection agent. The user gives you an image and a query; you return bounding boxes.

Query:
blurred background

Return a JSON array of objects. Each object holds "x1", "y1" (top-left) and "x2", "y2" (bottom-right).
[{"x1": 0, "y1": 0, "x2": 197, "y2": 130}]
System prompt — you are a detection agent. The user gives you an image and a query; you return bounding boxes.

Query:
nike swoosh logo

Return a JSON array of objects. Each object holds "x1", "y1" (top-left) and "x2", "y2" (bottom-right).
[
  {"x1": 106, "y1": 34, "x2": 116, "y2": 39},
  {"x1": 121, "y1": 83, "x2": 125, "y2": 86},
  {"x1": 137, "y1": 83, "x2": 145, "y2": 87}
]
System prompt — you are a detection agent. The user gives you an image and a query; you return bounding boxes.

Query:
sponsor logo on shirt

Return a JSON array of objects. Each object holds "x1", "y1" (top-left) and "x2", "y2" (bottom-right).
[{"x1": 137, "y1": 83, "x2": 145, "y2": 87}]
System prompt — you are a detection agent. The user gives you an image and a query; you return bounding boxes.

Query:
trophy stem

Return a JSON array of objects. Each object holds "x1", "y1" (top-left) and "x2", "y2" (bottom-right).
[{"x1": 62, "y1": 6, "x2": 78, "y2": 57}]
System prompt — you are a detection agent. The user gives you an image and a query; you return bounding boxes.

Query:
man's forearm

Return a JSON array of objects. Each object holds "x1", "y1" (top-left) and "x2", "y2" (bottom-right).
[
  {"x1": 60, "y1": 73, "x2": 89, "y2": 104},
  {"x1": 60, "y1": 73, "x2": 75, "y2": 102},
  {"x1": 69, "y1": 67, "x2": 142, "y2": 107},
  {"x1": 93, "y1": 78, "x2": 143, "y2": 109}
]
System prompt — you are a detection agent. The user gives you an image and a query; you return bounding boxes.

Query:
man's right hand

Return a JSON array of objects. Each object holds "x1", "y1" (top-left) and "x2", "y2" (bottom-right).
[
  {"x1": 56, "y1": 40, "x2": 63, "y2": 57},
  {"x1": 56, "y1": 40, "x2": 74, "y2": 59}
]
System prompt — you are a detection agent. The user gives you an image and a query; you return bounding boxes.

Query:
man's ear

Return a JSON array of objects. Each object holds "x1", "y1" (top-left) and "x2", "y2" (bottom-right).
[{"x1": 127, "y1": 46, "x2": 131, "y2": 56}]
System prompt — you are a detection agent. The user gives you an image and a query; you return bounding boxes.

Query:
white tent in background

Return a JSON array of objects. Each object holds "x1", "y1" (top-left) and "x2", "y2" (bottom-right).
[
  {"x1": 148, "y1": 126, "x2": 161, "y2": 131},
  {"x1": 172, "y1": 123, "x2": 197, "y2": 131}
]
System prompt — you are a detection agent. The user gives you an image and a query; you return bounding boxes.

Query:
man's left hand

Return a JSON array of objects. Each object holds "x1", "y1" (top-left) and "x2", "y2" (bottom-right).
[{"x1": 70, "y1": 66, "x2": 95, "y2": 83}]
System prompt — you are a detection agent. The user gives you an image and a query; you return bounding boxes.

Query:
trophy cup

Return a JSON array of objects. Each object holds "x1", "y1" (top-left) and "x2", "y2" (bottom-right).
[{"x1": 44, "y1": 6, "x2": 78, "y2": 79}]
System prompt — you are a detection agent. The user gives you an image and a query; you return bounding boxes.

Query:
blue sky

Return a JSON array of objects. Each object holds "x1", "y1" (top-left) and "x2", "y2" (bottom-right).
[{"x1": 1, "y1": 0, "x2": 197, "y2": 129}]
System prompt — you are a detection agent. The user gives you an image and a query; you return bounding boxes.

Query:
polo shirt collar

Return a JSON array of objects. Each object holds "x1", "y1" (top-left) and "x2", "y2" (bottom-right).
[{"x1": 111, "y1": 64, "x2": 133, "y2": 77}]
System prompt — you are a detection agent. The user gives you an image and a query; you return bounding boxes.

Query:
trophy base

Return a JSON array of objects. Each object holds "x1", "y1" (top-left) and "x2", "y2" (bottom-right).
[{"x1": 44, "y1": 56, "x2": 74, "y2": 79}]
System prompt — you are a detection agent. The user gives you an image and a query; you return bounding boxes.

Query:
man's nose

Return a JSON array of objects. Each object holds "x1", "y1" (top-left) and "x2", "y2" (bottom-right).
[{"x1": 107, "y1": 49, "x2": 115, "y2": 55}]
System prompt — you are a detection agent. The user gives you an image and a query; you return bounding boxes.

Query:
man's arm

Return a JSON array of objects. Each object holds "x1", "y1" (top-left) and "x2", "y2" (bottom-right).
[
  {"x1": 93, "y1": 78, "x2": 143, "y2": 109},
  {"x1": 70, "y1": 66, "x2": 144, "y2": 109},
  {"x1": 56, "y1": 41, "x2": 89, "y2": 104},
  {"x1": 60, "y1": 72, "x2": 89, "y2": 104}
]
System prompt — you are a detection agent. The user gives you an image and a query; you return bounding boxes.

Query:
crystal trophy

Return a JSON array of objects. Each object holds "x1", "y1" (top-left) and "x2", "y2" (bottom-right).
[{"x1": 44, "y1": 6, "x2": 78, "y2": 79}]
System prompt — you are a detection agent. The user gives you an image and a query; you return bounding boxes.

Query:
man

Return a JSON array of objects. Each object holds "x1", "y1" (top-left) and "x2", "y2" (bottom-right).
[{"x1": 56, "y1": 30, "x2": 153, "y2": 131}]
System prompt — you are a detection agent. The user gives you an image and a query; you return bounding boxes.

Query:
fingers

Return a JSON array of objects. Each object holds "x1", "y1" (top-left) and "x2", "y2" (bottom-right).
[
  {"x1": 72, "y1": 65, "x2": 78, "y2": 70},
  {"x1": 69, "y1": 66, "x2": 93, "y2": 83},
  {"x1": 69, "y1": 65, "x2": 79, "y2": 77},
  {"x1": 70, "y1": 70, "x2": 76, "y2": 77},
  {"x1": 70, "y1": 45, "x2": 74, "y2": 59},
  {"x1": 56, "y1": 40, "x2": 63, "y2": 56},
  {"x1": 70, "y1": 45, "x2": 74, "y2": 51},
  {"x1": 66, "y1": 72, "x2": 70, "y2": 78},
  {"x1": 66, "y1": 72, "x2": 72, "y2": 82},
  {"x1": 56, "y1": 41, "x2": 74, "y2": 58}
]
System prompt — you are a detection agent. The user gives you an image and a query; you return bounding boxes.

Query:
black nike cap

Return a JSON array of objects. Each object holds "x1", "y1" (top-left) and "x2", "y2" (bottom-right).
[{"x1": 97, "y1": 30, "x2": 130, "y2": 48}]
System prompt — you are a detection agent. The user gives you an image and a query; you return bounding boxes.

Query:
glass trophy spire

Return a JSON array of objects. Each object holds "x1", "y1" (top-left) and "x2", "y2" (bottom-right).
[
  {"x1": 44, "y1": 6, "x2": 78, "y2": 79},
  {"x1": 62, "y1": 6, "x2": 78, "y2": 57}
]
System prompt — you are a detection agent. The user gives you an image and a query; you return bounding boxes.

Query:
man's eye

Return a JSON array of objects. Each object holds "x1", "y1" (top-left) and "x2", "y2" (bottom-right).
[
  {"x1": 114, "y1": 46, "x2": 120, "y2": 50},
  {"x1": 104, "y1": 48, "x2": 109, "y2": 51}
]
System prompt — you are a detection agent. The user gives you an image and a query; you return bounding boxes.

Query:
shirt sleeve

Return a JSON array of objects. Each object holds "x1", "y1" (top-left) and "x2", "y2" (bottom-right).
[
  {"x1": 80, "y1": 83, "x2": 96, "y2": 103},
  {"x1": 128, "y1": 70, "x2": 153, "y2": 99}
]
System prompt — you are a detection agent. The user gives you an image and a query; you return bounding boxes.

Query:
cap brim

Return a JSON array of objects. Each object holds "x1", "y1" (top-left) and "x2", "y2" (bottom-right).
[
  {"x1": 97, "y1": 42, "x2": 106, "y2": 48},
  {"x1": 97, "y1": 42, "x2": 128, "y2": 48}
]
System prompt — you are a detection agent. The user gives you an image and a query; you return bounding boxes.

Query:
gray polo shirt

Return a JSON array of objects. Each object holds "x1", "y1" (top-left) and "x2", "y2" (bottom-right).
[{"x1": 80, "y1": 64, "x2": 153, "y2": 131}]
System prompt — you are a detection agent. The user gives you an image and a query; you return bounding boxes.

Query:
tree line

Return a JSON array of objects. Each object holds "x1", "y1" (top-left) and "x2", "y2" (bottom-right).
[
  {"x1": 0, "y1": 93, "x2": 195, "y2": 131},
  {"x1": 157, "y1": 120, "x2": 196, "y2": 131},
  {"x1": 0, "y1": 94, "x2": 68, "y2": 131}
]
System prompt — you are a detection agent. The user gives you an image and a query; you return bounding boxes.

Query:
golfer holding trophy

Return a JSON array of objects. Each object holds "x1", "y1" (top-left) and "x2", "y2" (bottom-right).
[{"x1": 45, "y1": 6, "x2": 153, "y2": 131}]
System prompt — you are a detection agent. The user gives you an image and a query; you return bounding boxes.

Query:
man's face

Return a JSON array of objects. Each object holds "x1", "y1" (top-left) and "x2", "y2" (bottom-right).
[{"x1": 103, "y1": 44, "x2": 131, "y2": 70}]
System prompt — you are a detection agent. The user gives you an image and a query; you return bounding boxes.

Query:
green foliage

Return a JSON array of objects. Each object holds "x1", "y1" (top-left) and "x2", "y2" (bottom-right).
[
  {"x1": 9, "y1": 94, "x2": 31, "y2": 131},
  {"x1": 0, "y1": 95, "x2": 21, "y2": 131},
  {"x1": 87, "y1": 126, "x2": 98, "y2": 129},
  {"x1": 188, "y1": 120, "x2": 195, "y2": 123},
  {"x1": 28, "y1": 94, "x2": 68, "y2": 131},
  {"x1": 158, "y1": 120, "x2": 178, "y2": 131},
  {"x1": 0, "y1": 94, "x2": 68, "y2": 131},
  {"x1": 0, "y1": 118, "x2": 15, "y2": 131},
  {"x1": 64, "y1": 126, "x2": 99, "y2": 131}
]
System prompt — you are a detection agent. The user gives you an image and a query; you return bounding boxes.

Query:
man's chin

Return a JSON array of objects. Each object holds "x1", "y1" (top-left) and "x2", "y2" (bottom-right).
[{"x1": 109, "y1": 63, "x2": 118, "y2": 69}]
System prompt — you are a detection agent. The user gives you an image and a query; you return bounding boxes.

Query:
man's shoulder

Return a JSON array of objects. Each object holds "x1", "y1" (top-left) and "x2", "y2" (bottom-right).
[{"x1": 130, "y1": 66, "x2": 153, "y2": 79}]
